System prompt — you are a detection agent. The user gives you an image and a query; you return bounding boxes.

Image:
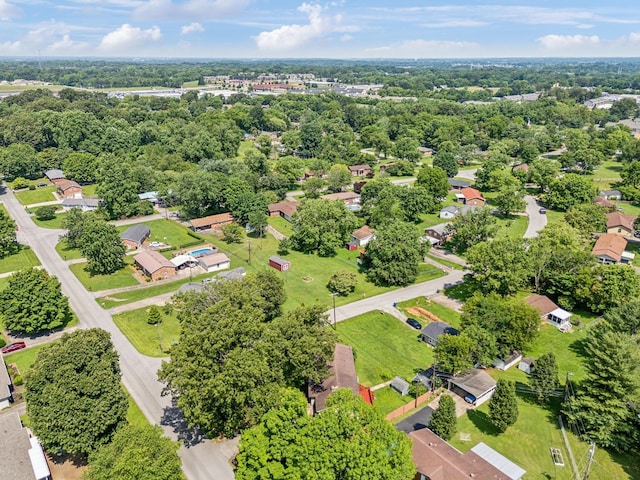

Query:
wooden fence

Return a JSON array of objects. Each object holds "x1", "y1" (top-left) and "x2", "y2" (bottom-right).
[{"x1": 385, "y1": 391, "x2": 432, "y2": 421}]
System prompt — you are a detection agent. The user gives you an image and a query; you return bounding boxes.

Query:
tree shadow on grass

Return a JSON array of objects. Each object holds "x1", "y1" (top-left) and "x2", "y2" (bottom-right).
[
  {"x1": 467, "y1": 409, "x2": 501, "y2": 437},
  {"x1": 515, "y1": 382, "x2": 562, "y2": 425},
  {"x1": 568, "y1": 336, "x2": 590, "y2": 362},
  {"x1": 160, "y1": 398, "x2": 206, "y2": 448}
]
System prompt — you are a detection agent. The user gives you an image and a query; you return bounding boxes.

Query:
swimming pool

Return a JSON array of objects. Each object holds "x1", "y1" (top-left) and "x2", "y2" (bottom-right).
[
  {"x1": 346, "y1": 204, "x2": 361, "y2": 211},
  {"x1": 188, "y1": 247, "x2": 215, "y2": 257}
]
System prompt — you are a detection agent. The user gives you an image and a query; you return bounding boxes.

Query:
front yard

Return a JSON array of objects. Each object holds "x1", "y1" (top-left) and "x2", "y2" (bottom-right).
[
  {"x1": 0, "y1": 246, "x2": 41, "y2": 274},
  {"x1": 112, "y1": 307, "x2": 180, "y2": 357},
  {"x1": 69, "y1": 258, "x2": 139, "y2": 291},
  {"x1": 14, "y1": 186, "x2": 57, "y2": 205}
]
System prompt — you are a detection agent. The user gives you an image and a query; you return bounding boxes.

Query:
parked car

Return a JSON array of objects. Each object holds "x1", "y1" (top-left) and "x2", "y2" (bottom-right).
[
  {"x1": 406, "y1": 318, "x2": 422, "y2": 330},
  {"x1": 539, "y1": 208, "x2": 547, "y2": 214},
  {"x1": 36, "y1": 183, "x2": 48, "y2": 188},
  {"x1": 1, "y1": 341, "x2": 26, "y2": 354}
]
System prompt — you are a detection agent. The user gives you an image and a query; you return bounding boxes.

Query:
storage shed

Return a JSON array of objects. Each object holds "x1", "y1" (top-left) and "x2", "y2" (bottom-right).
[
  {"x1": 518, "y1": 357, "x2": 534, "y2": 375},
  {"x1": 391, "y1": 376, "x2": 410, "y2": 396},
  {"x1": 492, "y1": 351, "x2": 523, "y2": 371},
  {"x1": 269, "y1": 255, "x2": 290, "y2": 271}
]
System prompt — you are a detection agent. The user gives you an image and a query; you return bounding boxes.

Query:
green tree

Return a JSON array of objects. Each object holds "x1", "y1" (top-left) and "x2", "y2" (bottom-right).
[
  {"x1": 326, "y1": 164, "x2": 352, "y2": 192},
  {"x1": 34, "y1": 205, "x2": 56, "y2": 221},
  {"x1": 0, "y1": 208, "x2": 18, "y2": 258},
  {"x1": 466, "y1": 238, "x2": 530, "y2": 295},
  {"x1": 147, "y1": 305, "x2": 162, "y2": 325},
  {"x1": 434, "y1": 333, "x2": 475, "y2": 375},
  {"x1": 291, "y1": 199, "x2": 357, "y2": 256},
  {"x1": 576, "y1": 264, "x2": 640, "y2": 313},
  {"x1": 493, "y1": 186, "x2": 526, "y2": 216},
  {"x1": 565, "y1": 204, "x2": 607, "y2": 237},
  {"x1": 433, "y1": 152, "x2": 458, "y2": 178},
  {"x1": 63, "y1": 152, "x2": 99, "y2": 184},
  {"x1": 80, "y1": 220, "x2": 126, "y2": 275},
  {"x1": 363, "y1": 221, "x2": 427, "y2": 286},
  {"x1": 604, "y1": 299, "x2": 640, "y2": 336},
  {"x1": 428, "y1": 394, "x2": 457, "y2": 440},
  {"x1": 235, "y1": 388, "x2": 414, "y2": 480},
  {"x1": 489, "y1": 380, "x2": 519, "y2": 433},
  {"x1": 621, "y1": 161, "x2": 640, "y2": 188},
  {"x1": 544, "y1": 174, "x2": 597, "y2": 211},
  {"x1": 529, "y1": 352, "x2": 559, "y2": 403},
  {"x1": 394, "y1": 135, "x2": 420, "y2": 162},
  {"x1": 221, "y1": 223, "x2": 244, "y2": 243},
  {"x1": 327, "y1": 270, "x2": 358, "y2": 296},
  {"x1": 416, "y1": 166, "x2": 449, "y2": 200},
  {"x1": 96, "y1": 156, "x2": 141, "y2": 219},
  {"x1": 448, "y1": 207, "x2": 498, "y2": 252},
  {"x1": 0, "y1": 268, "x2": 71, "y2": 334},
  {"x1": 303, "y1": 177, "x2": 325, "y2": 198},
  {"x1": 25, "y1": 329, "x2": 128, "y2": 456},
  {"x1": 84, "y1": 424, "x2": 182, "y2": 480},
  {"x1": 0, "y1": 143, "x2": 42, "y2": 180}
]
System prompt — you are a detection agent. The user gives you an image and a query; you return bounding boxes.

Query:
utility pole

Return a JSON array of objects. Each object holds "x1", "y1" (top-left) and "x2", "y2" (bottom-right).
[
  {"x1": 331, "y1": 293, "x2": 337, "y2": 330},
  {"x1": 583, "y1": 443, "x2": 596, "y2": 480},
  {"x1": 248, "y1": 239, "x2": 251, "y2": 265}
]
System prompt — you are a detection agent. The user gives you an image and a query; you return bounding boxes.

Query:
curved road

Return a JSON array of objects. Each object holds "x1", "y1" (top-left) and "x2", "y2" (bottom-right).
[
  {"x1": 523, "y1": 195, "x2": 548, "y2": 238},
  {"x1": 0, "y1": 186, "x2": 235, "y2": 480}
]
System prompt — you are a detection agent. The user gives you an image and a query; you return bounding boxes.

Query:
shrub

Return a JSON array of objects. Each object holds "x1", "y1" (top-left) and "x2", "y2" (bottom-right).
[
  {"x1": 0, "y1": 336, "x2": 6, "y2": 348},
  {"x1": 11, "y1": 177, "x2": 29, "y2": 190},
  {"x1": 35, "y1": 206, "x2": 56, "y2": 221},
  {"x1": 13, "y1": 375, "x2": 23, "y2": 386}
]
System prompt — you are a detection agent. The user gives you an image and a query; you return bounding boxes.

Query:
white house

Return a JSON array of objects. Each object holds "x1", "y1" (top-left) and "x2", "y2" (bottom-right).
[
  {"x1": 198, "y1": 252, "x2": 231, "y2": 273},
  {"x1": 350, "y1": 225, "x2": 375, "y2": 246},
  {"x1": 492, "y1": 351, "x2": 523, "y2": 371},
  {"x1": 439, "y1": 205, "x2": 460, "y2": 219}
]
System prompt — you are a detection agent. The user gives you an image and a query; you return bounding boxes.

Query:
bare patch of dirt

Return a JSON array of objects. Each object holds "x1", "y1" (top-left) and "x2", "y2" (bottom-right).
[
  {"x1": 46, "y1": 452, "x2": 87, "y2": 480},
  {"x1": 406, "y1": 307, "x2": 443, "y2": 323}
]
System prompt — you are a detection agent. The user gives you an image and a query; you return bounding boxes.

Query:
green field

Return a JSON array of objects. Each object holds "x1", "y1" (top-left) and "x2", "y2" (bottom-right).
[
  {"x1": 267, "y1": 216, "x2": 295, "y2": 237},
  {"x1": 112, "y1": 308, "x2": 180, "y2": 357},
  {"x1": 617, "y1": 201, "x2": 640, "y2": 216},
  {"x1": 69, "y1": 259, "x2": 139, "y2": 291},
  {"x1": 55, "y1": 239, "x2": 83, "y2": 260},
  {"x1": 116, "y1": 219, "x2": 204, "y2": 251},
  {"x1": 14, "y1": 187, "x2": 57, "y2": 205},
  {"x1": 335, "y1": 311, "x2": 433, "y2": 387},
  {"x1": 0, "y1": 246, "x2": 41, "y2": 274},
  {"x1": 494, "y1": 214, "x2": 528, "y2": 239}
]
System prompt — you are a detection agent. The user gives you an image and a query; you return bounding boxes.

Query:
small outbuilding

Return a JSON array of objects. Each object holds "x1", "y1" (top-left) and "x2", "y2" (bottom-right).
[
  {"x1": 519, "y1": 357, "x2": 534, "y2": 375},
  {"x1": 269, "y1": 255, "x2": 290, "y2": 271},
  {"x1": 44, "y1": 169, "x2": 64, "y2": 183},
  {"x1": 390, "y1": 376, "x2": 410, "y2": 396},
  {"x1": 421, "y1": 321, "x2": 459, "y2": 347},
  {"x1": 119, "y1": 224, "x2": 151, "y2": 249},
  {"x1": 350, "y1": 225, "x2": 375, "y2": 246},
  {"x1": 448, "y1": 369, "x2": 497, "y2": 406},
  {"x1": 170, "y1": 254, "x2": 197, "y2": 270},
  {"x1": 524, "y1": 294, "x2": 573, "y2": 331},
  {"x1": 198, "y1": 252, "x2": 231, "y2": 273},
  {"x1": 216, "y1": 267, "x2": 246, "y2": 281},
  {"x1": 492, "y1": 351, "x2": 523, "y2": 371},
  {"x1": 447, "y1": 178, "x2": 470, "y2": 190}
]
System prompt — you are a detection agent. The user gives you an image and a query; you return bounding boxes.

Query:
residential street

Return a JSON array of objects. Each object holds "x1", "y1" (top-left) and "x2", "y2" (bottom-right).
[
  {"x1": 0, "y1": 185, "x2": 235, "y2": 480},
  {"x1": 523, "y1": 195, "x2": 548, "y2": 238}
]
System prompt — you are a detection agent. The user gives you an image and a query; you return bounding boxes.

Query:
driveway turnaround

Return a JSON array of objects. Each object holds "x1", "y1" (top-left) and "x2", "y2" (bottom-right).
[{"x1": 0, "y1": 185, "x2": 234, "y2": 480}]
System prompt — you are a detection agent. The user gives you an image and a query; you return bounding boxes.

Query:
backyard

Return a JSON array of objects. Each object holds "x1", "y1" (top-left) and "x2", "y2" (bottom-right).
[
  {"x1": 115, "y1": 219, "x2": 205, "y2": 252},
  {"x1": 14, "y1": 186, "x2": 57, "y2": 205},
  {"x1": 112, "y1": 307, "x2": 180, "y2": 357},
  {"x1": 335, "y1": 310, "x2": 433, "y2": 387},
  {"x1": 396, "y1": 297, "x2": 461, "y2": 328}
]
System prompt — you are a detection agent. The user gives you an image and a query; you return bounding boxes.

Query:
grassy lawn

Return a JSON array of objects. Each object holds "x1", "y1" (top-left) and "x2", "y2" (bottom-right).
[
  {"x1": 14, "y1": 187, "x2": 57, "y2": 205},
  {"x1": 234, "y1": 139, "x2": 261, "y2": 161},
  {"x1": 82, "y1": 183, "x2": 98, "y2": 197},
  {"x1": 335, "y1": 311, "x2": 433, "y2": 387},
  {"x1": 396, "y1": 297, "x2": 461, "y2": 328},
  {"x1": 126, "y1": 392, "x2": 149, "y2": 427},
  {"x1": 616, "y1": 201, "x2": 640, "y2": 216},
  {"x1": 0, "y1": 246, "x2": 40, "y2": 274},
  {"x1": 545, "y1": 209, "x2": 565, "y2": 225},
  {"x1": 69, "y1": 259, "x2": 139, "y2": 291},
  {"x1": 112, "y1": 308, "x2": 180, "y2": 357},
  {"x1": 373, "y1": 386, "x2": 411, "y2": 416},
  {"x1": 425, "y1": 253, "x2": 464, "y2": 270},
  {"x1": 55, "y1": 239, "x2": 83, "y2": 260},
  {"x1": 31, "y1": 212, "x2": 67, "y2": 229},
  {"x1": 591, "y1": 160, "x2": 623, "y2": 182},
  {"x1": 267, "y1": 216, "x2": 294, "y2": 237},
  {"x1": 115, "y1": 219, "x2": 204, "y2": 251},
  {"x1": 4, "y1": 343, "x2": 53, "y2": 375},
  {"x1": 494, "y1": 214, "x2": 528, "y2": 239}
]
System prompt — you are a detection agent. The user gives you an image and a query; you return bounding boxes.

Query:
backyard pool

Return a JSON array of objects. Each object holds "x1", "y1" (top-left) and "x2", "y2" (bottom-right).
[
  {"x1": 188, "y1": 247, "x2": 215, "y2": 257},
  {"x1": 347, "y1": 204, "x2": 361, "y2": 211}
]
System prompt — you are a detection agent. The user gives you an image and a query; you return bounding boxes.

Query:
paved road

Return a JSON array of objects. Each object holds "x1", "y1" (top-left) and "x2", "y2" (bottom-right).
[
  {"x1": 523, "y1": 195, "x2": 548, "y2": 238},
  {"x1": 0, "y1": 185, "x2": 235, "y2": 480},
  {"x1": 456, "y1": 168, "x2": 478, "y2": 181}
]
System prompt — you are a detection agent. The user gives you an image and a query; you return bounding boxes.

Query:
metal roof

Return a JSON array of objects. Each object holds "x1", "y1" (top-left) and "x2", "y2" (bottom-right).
[{"x1": 471, "y1": 442, "x2": 526, "y2": 480}]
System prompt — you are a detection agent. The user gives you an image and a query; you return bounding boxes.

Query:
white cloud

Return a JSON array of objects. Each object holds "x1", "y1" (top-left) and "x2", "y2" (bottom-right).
[
  {"x1": 0, "y1": 40, "x2": 21, "y2": 53},
  {"x1": 46, "y1": 35, "x2": 90, "y2": 54},
  {"x1": 537, "y1": 34, "x2": 600, "y2": 49},
  {"x1": 629, "y1": 32, "x2": 640, "y2": 43},
  {"x1": 98, "y1": 24, "x2": 162, "y2": 53},
  {"x1": 181, "y1": 22, "x2": 204, "y2": 35},
  {"x1": 366, "y1": 39, "x2": 478, "y2": 57},
  {"x1": 134, "y1": 0, "x2": 250, "y2": 20},
  {"x1": 422, "y1": 19, "x2": 487, "y2": 28},
  {"x1": 0, "y1": 0, "x2": 21, "y2": 20},
  {"x1": 255, "y1": 3, "x2": 350, "y2": 51}
]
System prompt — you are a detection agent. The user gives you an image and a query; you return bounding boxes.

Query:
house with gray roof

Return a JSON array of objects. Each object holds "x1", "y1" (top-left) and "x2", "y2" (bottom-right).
[
  {"x1": 421, "y1": 321, "x2": 459, "y2": 346},
  {"x1": 0, "y1": 412, "x2": 51, "y2": 480},
  {"x1": 439, "y1": 205, "x2": 460, "y2": 219},
  {"x1": 448, "y1": 178, "x2": 470, "y2": 190},
  {"x1": 1, "y1": 352, "x2": 13, "y2": 410},
  {"x1": 448, "y1": 369, "x2": 497, "y2": 406},
  {"x1": 61, "y1": 197, "x2": 100, "y2": 212},
  {"x1": 120, "y1": 224, "x2": 151, "y2": 249},
  {"x1": 43, "y1": 169, "x2": 64, "y2": 182}
]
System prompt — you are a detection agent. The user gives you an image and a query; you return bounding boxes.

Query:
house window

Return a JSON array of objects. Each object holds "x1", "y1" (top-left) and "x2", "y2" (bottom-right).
[{"x1": 618, "y1": 228, "x2": 622, "y2": 233}]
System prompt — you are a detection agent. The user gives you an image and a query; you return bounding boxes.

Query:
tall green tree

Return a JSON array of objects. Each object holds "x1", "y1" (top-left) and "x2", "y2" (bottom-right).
[
  {"x1": 326, "y1": 164, "x2": 352, "y2": 192},
  {"x1": 565, "y1": 204, "x2": 607, "y2": 237},
  {"x1": 0, "y1": 268, "x2": 71, "y2": 334},
  {"x1": 0, "y1": 208, "x2": 19, "y2": 258},
  {"x1": 416, "y1": 165, "x2": 449, "y2": 200},
  {"x1": 489, "y1": 380, "x2": 519, "y2": 433},
  {"x1": 96, "y1": 156, "x2": 141, "y2": 219},
  {"x1": 428, "y1": 394, "x2": 457, "y2": 440},
  {"x1": 530, "y1": 157, "x2": 561, "y2": 191},
  {"x1": 466, "y1": 238, "x2": 530, "y2": 295},
  {"x1": 363, "y1": 221, "x2": 427, "y2": 286},
  {"x1": 448, "y1": 207, "x2": 498, "y2": 252},
  {"x1": 433, "y1": 152, "x2": 458, "y2": 178},
  {"x1": 493, "y1": 186, "x2": 526, "y2": 216},
  {"x1": 25, "y1": 329, "x2": 128, "y2": 456},
  {"x1": 529, "y1": 352, "x2": 559, "y2": 403},
  {"x1": 544, "y1": 174, "x2": 597, "y2": 211},
  {"x1": 80, "y1": 220, "x2": 126, "y2": 275},
  {"x1": 235, "y1": 388, "x2": 414, "y2": 480},
  {"x1": 327, "y1": 270, "x2": 358, "y2": 296},
  {"x1": 576, "y1": 264, "x2": 640, "y2": 313},
  {"x1": 84, "y1": 424, "x2": 182, "y2": 480},
  {"x1": 0, "y1": 143, "x2": 42, "y2": 180},
  {"x1": 434, "y1": 333, "x2": 475, "y2": 375}
]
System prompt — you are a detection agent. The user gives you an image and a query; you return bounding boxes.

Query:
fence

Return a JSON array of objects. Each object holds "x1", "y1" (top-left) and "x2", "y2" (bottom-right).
[{"x1": 385, "y1": 391, "x2": 432, "y2": 421}]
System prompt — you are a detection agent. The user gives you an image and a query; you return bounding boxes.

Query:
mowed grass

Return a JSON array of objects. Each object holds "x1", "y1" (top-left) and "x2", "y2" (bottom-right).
[
  {"x1": 0, "y1": 246, "x2": 40, "y2": 274},
  {"x1": 14, "y1": 187, "x2": 57, "y2": 205},
  {"x1": 112, "y1": 308, "x2": 180, "y2": 357},
  {"x1": 373, "y1": 386, "x2": 411, "y2": 416},
  {"x1": 126, "y1": 392, "x2": 149, "y2": 427},
  {"x1": 55, "y1": 239, "x2": 83, "y2": 260},
  {"x1": 31, "y1": 212, "x2": 67, "y2": 229},
  {"x1": 335, "y1": 311, "x2": 433, "y2": 387},
  {"x1": 397, "y1": 296, "x2": 461, "y2": 328},
  {"x1": 267, "y1": 216, "x2": 295, "y2": 237},
  {"x1": 69, "y1": 258, "x2": 139, "y2": 291},
  {"x1": 494, "y1": 214, "x2": 528, "y2": 239},
  {"x1": 591, "y1": 160, "x2": 623, "y2": 182},
  {"x1": 115, "y1": 219, "x2": 203, "y2": 250},
  {"x1": 4, "y1": 343, "x2": 53, "y2": 375}
]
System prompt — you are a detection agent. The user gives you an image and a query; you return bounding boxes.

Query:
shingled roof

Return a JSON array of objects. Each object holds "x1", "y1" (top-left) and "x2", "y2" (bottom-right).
[{"x1": 592, "y1": 233, "x2": 627, "y2": 263}]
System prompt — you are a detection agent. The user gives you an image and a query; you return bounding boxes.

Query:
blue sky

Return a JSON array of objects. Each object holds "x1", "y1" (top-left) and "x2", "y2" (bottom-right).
[{"x1": 1, "y1": 0, "x2": 639, "y2": 58}]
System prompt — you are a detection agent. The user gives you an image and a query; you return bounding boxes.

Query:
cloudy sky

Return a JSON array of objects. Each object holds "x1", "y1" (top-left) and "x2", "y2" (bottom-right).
[{"x1": 1, "y1": 0, "x2": 639, "y2": 58}]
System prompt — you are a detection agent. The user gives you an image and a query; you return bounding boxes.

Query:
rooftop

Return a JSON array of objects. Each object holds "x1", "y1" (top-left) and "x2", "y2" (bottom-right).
[
  {"x1": 605, "y1": 212, "x2": 636, "y2": 231},
  {"x1": 421, "y1": 321, "x2": 459, "y2": 339},
  {"x1": 460, "y1": 187, "x2": 484, "y2": 200},
  {"x1": 120, "y1": 224, "x2": 151, "y2": 244},
  {"x1": 592, "y1": 233, "x2": 628, "y2": 262},
  {"x1": 449, "y1": 369, "x2": 497, "y2": 399},
  {"x1": 61, "y1": 197, "x2": 101, "y2": 208},
  {"x1": 308, "y1": 343, "x2": 359, "y2": 412},
  {"x1": 268, "y1": 201, "x2": 299, "y2": 218},
  {"x1": 56, "y1": 179, "x2": 81, "y2": 191},
  {"x1": 198, "y1": 252, "x2": 230, "y2": 267},
  {"x1": 134, "y1": 250, "x2": 175, "y2": 274},
  {"x1": 190, "y1": 212, "x2": 233, "y2": 229},
  {"x1": 524, "y1": 294, "x2": 559, "y2": 317},
  {"x1": 321, "y1": 191, "x2": 360, "y2": 201},
  {"x1": 351, "y1": 225, "x2": 374, "y2": 240},
  {"x1": 0, "y1": 412, "x2": 38, "y2": 480},
  {"x1": 0, "y1": 352, "x2": 11, "y2": 400},
  {"x1": 44, "y1": 169, "x2": 64, "y2": 180}
]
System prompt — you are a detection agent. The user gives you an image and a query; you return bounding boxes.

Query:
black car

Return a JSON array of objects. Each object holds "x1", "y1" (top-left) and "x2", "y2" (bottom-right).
[{"x1": 406, "y1": 318, "x2": 422, "y2": 330}]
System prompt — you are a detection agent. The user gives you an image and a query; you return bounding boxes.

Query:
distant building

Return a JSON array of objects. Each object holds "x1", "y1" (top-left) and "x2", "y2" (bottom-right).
[
  {"x1": 420, "y1": 321, "x2": 459, "y2": 346},
  {"x1": 1, "y1": 352, "x2": 13, "y2": 410},
  {"x1": 348, "y1": 164, "x2": 372, "y2": 177},
  {"x1": 60, "y1": 197, "x2": 100, "y2": 212},
  {"x1": 56, "y1": 179, "x2": 82, "y2": 199},
  {"x1": 447, "y1": 369, "x2": 497, "y2": 407},
  {"x1": 189, "y1": 213, "x2": 234, "y2": 232},
  {"x1": 268, "y1": 201, "x2": 299, "y2": 222},
  {"x1": 350, "y1": 225, "x2": 375, "y2": 247},
  {"x1": 198, "y1": 252, "x2": 231, "y2": 273}
]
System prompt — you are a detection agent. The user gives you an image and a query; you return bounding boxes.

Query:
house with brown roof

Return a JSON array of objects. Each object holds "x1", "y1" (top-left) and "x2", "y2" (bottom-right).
[
  {"x1": 134, "y1": 250, "x2": 176, "y2": 281},
  {"x1": 308, "y1": 343, "x2": 359, "y2": 414},
  {"x1": 456, "y1": 187, "x2": 485, "y2": 206},
  {"x1": 524, "y1": 294, "x2": 573, "y2": 330},
  {"x1": 198, "y1": 252, "x2": 231, "y2": 273},
  {"x1": 350, "y1": 225, "x2": 375, "y2": 246},
  {"x1": 594, "y1": 196, "x2": 615, "y2": 209},
  {"x1": 605, "y1": 212, "x2": 637, "y2": 238},
  {"x1": 592, "y1": 233, "x2": 634, "y2": 264},
  {"x1": 189, "y1": 213, "x2": 234, "y2": 232},
  {"x1": 410, "y1": 429, "x2": 526, "y2": 480},
  {"x1": 56, "y1": 179, "x2": 82, "y2": 199},
  {"x1": 321, "y1": 191, "x2": 361, "y2": 204},
  {"x1": 268, "y1": 201, "x2": 299, "y2": 222},
  {"x1": 348, "y1": 164, "x2": 372, "y2": 177}
]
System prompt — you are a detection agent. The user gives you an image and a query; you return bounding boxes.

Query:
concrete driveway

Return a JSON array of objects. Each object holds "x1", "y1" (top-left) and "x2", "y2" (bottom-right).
[{"x1": 524, "y1": 195, "x2": 548, "y2": 238}]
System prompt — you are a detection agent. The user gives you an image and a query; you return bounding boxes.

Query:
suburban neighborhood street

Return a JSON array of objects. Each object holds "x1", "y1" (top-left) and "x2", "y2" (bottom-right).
[
  {"x1": 0, "y1": 185, "x2": 236, "y2": 480},
  {"x1": 523, "y1": 195, "x2": 548, "y2": 238}
]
